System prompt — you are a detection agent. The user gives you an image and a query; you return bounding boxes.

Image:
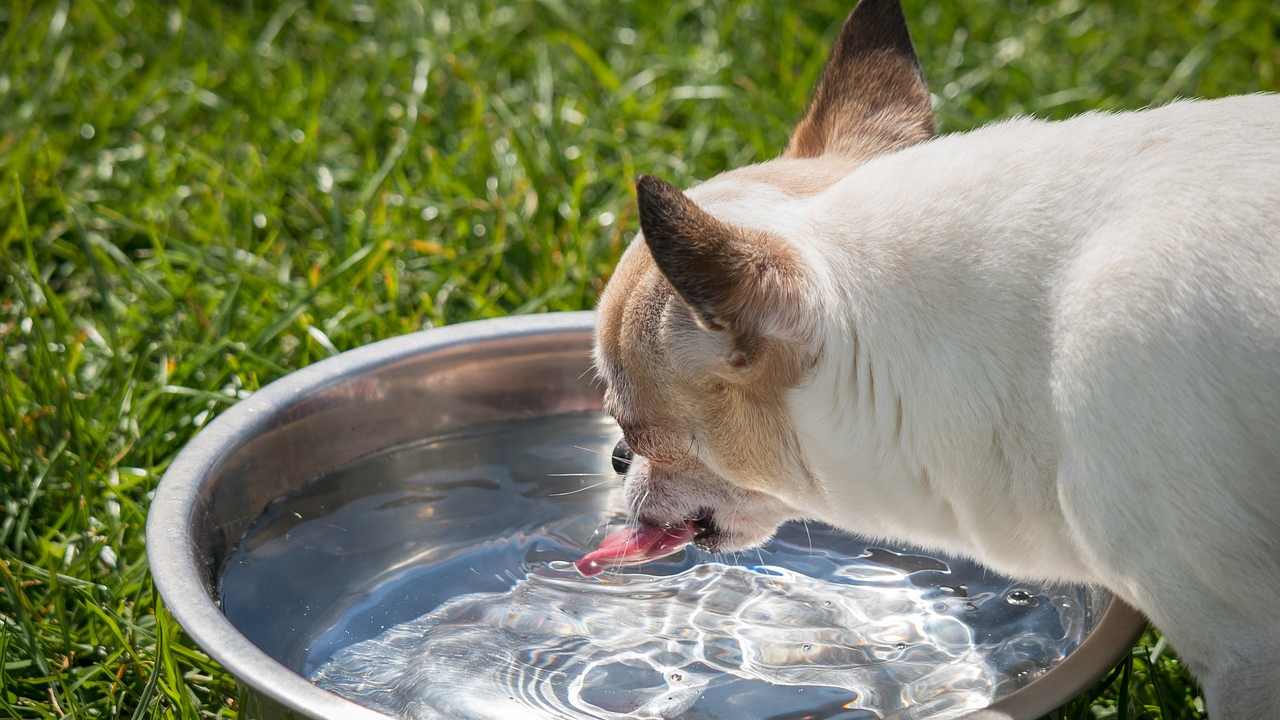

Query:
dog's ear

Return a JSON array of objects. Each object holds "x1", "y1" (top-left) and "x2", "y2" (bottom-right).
[
  {"x1": 636, "y1": 175, "x2": 813, "y2": 363},
  {"x1": 785, "y1": 0, "x2": 933, "y2": 160}
]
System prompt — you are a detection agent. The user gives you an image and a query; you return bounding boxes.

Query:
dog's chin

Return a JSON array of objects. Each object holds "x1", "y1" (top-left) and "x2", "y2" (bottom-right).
[
  {"x1": 689, "y1": 511, "x2": 786, "y2": 554},
  {"x1": 693, "y1": 529, "x2": 753, "y2": 553},
  {"x1": 636, "y1": 506, "x2": 783, "y2": 554}
]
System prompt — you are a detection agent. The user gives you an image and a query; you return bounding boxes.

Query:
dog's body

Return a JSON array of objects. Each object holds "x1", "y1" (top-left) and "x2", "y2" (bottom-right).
[
  {"x1": 592, "y1": 1, "x2": 1280, "y2": 716},
  {"x1": 787, "y1": 96, "x2": 1280, "y2": 716},
  {"x1": 789, "y1": 93, "x2": 1280, "y2": 586}
]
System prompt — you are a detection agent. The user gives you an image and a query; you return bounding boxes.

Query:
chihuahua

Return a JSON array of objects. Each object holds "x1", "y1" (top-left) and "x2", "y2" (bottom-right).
[{"x1": 586, "y1": 0, "x2": 1280, "y2": 716}]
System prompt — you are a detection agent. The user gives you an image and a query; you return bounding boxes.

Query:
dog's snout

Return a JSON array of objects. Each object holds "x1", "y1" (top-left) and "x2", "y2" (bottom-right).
[{"x1": 611, "y1": 438, "x2": 633, "y2": 475}]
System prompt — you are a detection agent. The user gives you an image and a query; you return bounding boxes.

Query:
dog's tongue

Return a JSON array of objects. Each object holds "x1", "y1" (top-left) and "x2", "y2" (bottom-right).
[{"x1": 575, "y1": 523, "x2": 696, "y2": 577}]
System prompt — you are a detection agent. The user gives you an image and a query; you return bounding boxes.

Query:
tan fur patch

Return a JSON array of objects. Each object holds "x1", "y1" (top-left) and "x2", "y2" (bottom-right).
[
  {"x1": 596, "y1": 229, "x2": 815, "y2": 490},
  {"x1": 712, "y1": 156, "x2": 863, "y2": 198}
]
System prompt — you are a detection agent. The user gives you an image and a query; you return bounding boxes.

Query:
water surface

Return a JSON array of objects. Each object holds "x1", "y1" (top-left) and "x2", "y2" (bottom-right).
[{"x1": 220, "y1": 413, "x2": 1097, "y2": 720}]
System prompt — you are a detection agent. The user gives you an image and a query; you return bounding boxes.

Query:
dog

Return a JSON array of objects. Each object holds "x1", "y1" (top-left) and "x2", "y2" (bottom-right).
[{"x1": 588, "y1": 0, "x2": 1280, "y2": 716}]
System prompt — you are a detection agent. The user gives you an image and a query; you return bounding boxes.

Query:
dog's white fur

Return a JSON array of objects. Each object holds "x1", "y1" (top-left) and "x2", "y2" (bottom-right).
[
  {"x1": 596, "y1": 4, "x2": 1280, "y2": 716},
  {"x1": 775, "y1": 97, "x2": 1280, "y2": 716}
]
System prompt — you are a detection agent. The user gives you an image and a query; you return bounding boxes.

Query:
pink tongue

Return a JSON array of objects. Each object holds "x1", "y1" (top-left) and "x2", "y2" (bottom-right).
[{"x1": 575, "y1": 523, "x2": 697, "y2": 577}]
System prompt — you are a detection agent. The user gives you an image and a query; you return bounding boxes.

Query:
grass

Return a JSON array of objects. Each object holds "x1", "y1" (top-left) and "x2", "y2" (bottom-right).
[{"x1": 1, "y1": 0, "x2": 1276, "y2": 717}]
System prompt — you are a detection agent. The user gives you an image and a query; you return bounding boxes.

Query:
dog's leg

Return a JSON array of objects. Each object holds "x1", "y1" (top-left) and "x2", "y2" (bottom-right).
[
  {"x1": 1050, "y1": 222, "x2": 1280, "y2": 716},
  {"x1": 1058, "y1": 451, "x2": 1280, "y2": 719},
  {"x1": 1200, "y1": 626, "x2": 1280, "y2": 719}
]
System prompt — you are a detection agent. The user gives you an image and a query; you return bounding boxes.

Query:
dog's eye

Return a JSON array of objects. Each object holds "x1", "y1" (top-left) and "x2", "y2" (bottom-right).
[{"x1": 611, "y1": 439, "x2": 633, "y2": 474}]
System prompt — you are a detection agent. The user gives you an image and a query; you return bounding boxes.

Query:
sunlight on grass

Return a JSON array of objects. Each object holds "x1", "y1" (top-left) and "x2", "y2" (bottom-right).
[{"x1": 2, "y1": 0, "x2": 1276, "y2": 717}]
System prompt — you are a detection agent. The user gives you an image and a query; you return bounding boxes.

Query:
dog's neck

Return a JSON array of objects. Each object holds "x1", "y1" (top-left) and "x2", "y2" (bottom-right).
[{"x1": 782, "y1": 118, "x2": 1130, "y2": 583}]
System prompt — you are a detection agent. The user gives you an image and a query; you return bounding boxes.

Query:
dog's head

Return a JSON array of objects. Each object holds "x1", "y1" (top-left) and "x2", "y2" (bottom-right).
[{"x1": 594, "y1": 0, "x2": 935, "y2": 551}]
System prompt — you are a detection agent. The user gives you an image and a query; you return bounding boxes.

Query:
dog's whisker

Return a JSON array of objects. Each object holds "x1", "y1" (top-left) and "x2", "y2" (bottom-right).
[
  {"x1": 628, "y1": 489, "x2": 650, "y2": 528},
  {"x1": 547, "y1": 478, "x2": 616, "y2": 497},
  {"x1": 546, "y1": 472, "x2": 612, "y2": 477}
]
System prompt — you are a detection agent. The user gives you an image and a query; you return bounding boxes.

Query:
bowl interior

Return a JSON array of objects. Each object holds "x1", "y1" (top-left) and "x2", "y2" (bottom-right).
[{"x1": 150, "y1": 314, "x2": 1142, "y2": 720}]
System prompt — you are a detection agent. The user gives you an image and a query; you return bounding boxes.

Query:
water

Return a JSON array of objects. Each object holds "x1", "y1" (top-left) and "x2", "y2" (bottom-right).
[{"x1": 220, "y1": 412, "x2": 1098, "y2": 720}]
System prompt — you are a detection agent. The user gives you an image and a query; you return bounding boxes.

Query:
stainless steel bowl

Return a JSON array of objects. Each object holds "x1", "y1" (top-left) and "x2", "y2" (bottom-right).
[{"x1": 147, "y1": 312, "x2": 1145, "y2": 720}]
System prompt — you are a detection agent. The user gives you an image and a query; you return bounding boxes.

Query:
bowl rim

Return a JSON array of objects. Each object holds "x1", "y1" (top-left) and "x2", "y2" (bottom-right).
[{"x1": 146, "y1": 311, "x2": 1146, "y2": 720}]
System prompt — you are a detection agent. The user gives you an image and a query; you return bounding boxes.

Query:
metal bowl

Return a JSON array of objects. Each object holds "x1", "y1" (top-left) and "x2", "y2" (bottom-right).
[{"x1": 147, "y1": 312, "x2": 1145, "y2": 720}]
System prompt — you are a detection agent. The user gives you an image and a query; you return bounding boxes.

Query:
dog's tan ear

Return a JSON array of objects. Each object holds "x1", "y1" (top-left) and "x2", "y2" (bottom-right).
[
  {"x1": 636, "y1": 175, "x2": 812, "y2": 354},
  {"x1": 785, "y1": 0, "x2": 933, "y2": 160}
]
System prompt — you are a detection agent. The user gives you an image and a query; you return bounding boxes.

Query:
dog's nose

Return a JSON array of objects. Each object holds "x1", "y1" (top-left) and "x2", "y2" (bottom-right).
[{"x1": 611, "y1": 438, "x2": 633, "y2": 475}]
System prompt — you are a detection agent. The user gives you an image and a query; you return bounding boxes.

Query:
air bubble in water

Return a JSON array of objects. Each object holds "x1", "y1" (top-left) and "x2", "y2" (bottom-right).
[{"x1": 1006, "y1": 589, "x2": 1038, "y2": 607}]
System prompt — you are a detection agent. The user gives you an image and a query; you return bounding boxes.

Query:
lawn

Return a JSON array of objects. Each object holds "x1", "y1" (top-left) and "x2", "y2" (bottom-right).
[{"x1": 2, "y1": 0, "x2": 1277, "y2": 717}]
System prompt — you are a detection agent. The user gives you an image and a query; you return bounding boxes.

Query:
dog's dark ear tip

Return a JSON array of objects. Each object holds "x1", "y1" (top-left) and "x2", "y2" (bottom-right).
[{"x1": 635, "y1": 174, "x2": 664, "y2": 196}]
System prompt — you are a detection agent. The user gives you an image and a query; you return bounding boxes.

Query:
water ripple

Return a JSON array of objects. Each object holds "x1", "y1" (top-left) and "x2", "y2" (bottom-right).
[{"x1": 312, "y1": 555, "x2": 1085, "y2": 720}]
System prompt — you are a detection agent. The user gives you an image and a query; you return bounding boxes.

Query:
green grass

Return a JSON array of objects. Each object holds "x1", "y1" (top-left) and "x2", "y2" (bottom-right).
[{"x1": 1, "y1": 0, "x2": 1276, "y2": 717}]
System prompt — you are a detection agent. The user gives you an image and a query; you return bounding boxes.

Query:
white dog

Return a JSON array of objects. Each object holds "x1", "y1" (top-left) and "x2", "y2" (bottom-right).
[{"x1": 585, "y1": 0, "x2": 1280, "y2": 716}]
